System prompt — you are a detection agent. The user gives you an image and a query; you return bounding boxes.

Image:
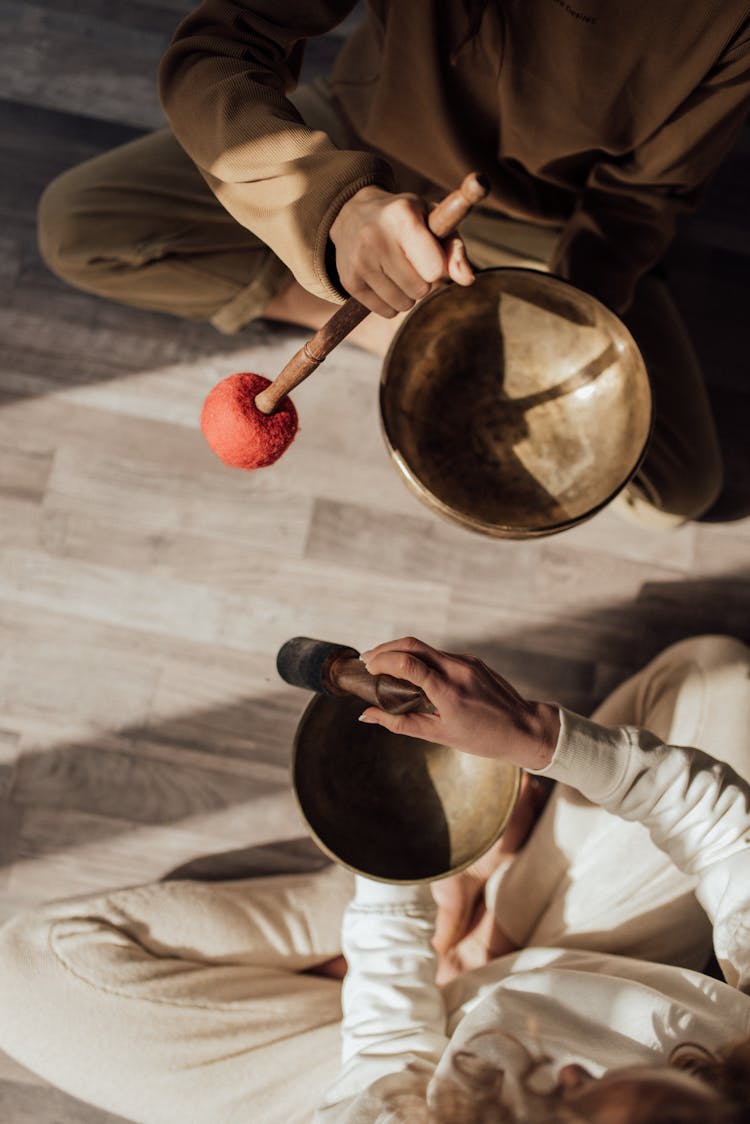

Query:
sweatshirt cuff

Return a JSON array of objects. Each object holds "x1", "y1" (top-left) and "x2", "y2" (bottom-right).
[
  {"x1": 530, "y1": 707, "x2": 632, "y2": 804},
  {"x1": 313, "y1": 156, "x2": 396, "y2": 301},
  {"x1": 353, "y1": 875, "x2": 435, "y2": 909}
]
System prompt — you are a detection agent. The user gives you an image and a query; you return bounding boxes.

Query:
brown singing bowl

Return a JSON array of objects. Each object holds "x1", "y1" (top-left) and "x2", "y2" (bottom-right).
[
  {"x1": 380, "y1": 268, "x2": 653, "y2": 538},
  {"x1": 292, "y1": 693, "x2": 521, "y2": 883}
]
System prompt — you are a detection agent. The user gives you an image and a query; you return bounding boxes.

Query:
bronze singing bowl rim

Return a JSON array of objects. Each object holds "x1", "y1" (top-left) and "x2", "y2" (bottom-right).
[
  {"x1": 292, "y1": 693, "x2": 521, "y2": 884},
  {"x1": 379, "y1": 268, "x2": 654, "y2": 539}
]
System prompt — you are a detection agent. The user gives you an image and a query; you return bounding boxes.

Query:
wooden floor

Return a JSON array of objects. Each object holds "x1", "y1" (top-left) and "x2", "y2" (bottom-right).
[{"x1": 1, "y1": 2, "x2": 749, "y2": 1120}]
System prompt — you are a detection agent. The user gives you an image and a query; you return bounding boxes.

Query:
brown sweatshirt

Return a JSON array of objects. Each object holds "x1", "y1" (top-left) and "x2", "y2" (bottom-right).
[{"x1": 159, "y1": 1, "x2": 750, "y2": 312}]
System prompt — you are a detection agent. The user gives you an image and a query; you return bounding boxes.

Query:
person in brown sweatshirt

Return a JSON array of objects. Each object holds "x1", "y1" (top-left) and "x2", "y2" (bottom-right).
[{"x1": 38, "y1": 1, "x2": 750, "y2": 527}]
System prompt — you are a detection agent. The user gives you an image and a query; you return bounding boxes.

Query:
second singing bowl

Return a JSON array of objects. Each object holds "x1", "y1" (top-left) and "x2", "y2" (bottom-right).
[
  {"x1": 292, "y1": 693, "x2": 521, "y2": 883},
  {"x1": 380, "y1": 268, "x2": 653, "y2": 538}
]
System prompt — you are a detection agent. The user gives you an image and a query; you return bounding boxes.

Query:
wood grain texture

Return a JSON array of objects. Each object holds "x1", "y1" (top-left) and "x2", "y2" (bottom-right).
[{"x1": 0, "y1": 1, "x2": 749, "y2": 1119}]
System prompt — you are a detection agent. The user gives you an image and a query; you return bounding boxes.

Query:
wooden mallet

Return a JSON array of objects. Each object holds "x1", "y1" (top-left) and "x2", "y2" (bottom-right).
[
  {"x1": 200, "y1": 172, "x2": 489, "y2": 469},
  {"x1": 276, "y1": 635, "x2": 434, "y2": 714}
]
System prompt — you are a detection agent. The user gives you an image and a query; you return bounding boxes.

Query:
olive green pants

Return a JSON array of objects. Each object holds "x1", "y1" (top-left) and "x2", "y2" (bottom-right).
[{"x1": 37, "y1": 81, "x2": 722, "y2": 528}]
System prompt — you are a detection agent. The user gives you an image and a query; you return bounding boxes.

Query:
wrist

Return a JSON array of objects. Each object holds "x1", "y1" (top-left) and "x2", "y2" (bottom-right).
[{"x1": 519, "y1": 702, "x2": 561, "y2": 772}]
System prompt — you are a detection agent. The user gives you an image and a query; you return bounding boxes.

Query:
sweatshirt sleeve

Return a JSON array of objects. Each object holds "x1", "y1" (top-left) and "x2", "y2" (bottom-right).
[
  {"x1": 317, "y1": 878, "x2": 447, "y2": 1122},
  {"x1": 551, "y1": 20, "x2": 750, "y2": 313},
  {"x1": 158, "y1": 0, "x2": 395, "y2": 302},
  {"x1": 535, "y1": 708, "x2": 750, "y2": 991}
]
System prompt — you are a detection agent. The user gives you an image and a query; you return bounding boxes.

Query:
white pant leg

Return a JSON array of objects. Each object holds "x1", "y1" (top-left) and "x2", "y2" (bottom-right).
[
  {"x1": 489, "y1": 635, "x2": 750, "y2": 969},
  {"x1": 0, "y1": 864, "x2": 353, "y2": 1124}
]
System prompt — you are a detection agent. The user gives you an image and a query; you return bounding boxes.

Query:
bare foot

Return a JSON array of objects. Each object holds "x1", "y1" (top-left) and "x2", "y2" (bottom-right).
[
  {"x1": 262, "y1": 278, "x2": 405, "y2": 358},
  {"x1": 431, "y1": 773, "x2": 554, "y2": 973},
  {"x1": 437, "y1": 905, "x2": 518, "y2": 986}
]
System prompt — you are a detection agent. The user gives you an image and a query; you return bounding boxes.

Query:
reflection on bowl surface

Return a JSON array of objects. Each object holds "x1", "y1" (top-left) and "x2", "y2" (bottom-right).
[
  {"x1": 381, "y1": 269, "x2": 652, "y2": 538},
  {"x1": 293, "y1": 694, "x2": 520, "y2": 883}
]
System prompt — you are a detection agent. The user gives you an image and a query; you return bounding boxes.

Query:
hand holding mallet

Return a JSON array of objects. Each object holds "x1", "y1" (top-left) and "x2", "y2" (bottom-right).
[{"x1": 200, "y1": 173, "x2": 489, "y2": 469}]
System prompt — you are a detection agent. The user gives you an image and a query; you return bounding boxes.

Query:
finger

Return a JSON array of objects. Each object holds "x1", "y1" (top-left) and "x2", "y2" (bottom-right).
[
  {"x1": 400, "y1": 220, "x2": 448, "y2": 284},
  {"x1": 366, "y1": 269, "x2": 419, "y2": 314},
  {"x1": 360, "y1": 635, "x2": 440, "y2": 663},
  {"x1": 380, "y1": 247, "x2": 434, "y2": 302},
  {"x1": 361, "y1": 649, "x2": 443, "y2": 696},
  {"x1": 384, "y1": 196, "x2": 448, "y2": 285},
  {"x1": 445, "y1": 236, "x2": 475, "y2": 286},
  {"x1": 435, "y1": 950, "x2": 462, "y2": 987},
  {"x1": 346, "y1": 281, "x2": 401, "y2": 319},
  {"x1": 358, "y1": 705, "x2": 439, "y2": 740}
]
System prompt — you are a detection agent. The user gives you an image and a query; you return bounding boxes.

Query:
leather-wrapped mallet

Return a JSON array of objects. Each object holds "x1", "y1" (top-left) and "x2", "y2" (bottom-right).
[
  {"x1": 201, "y1": 172, "x2": 490, "y2": 470},
  {"x1": 276, "y1": 636, "x2": 435, "y2": 715}
]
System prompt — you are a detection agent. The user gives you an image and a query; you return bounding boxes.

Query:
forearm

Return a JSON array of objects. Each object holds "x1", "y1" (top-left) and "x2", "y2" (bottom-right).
[
  {"x1": 342, "y1": 879, "x2": 445, "y2": 1063},
  {"x1": 320, "y1": 878, "x2": 447, "y2": 1112},
  {"x1": 537, "y1": 709, "x2": 750, "y2": 869},
  {"x1": 158, "y1": 0, "x2": 394, "y2": 299},
  {"x1": 536, "y1": 708, "x2": 750, "y2": 988}
]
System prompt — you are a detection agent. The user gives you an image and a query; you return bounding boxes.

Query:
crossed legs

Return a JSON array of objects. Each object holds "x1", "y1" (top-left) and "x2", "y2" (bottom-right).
[{"x1": 1, "y1": 636, "x2": 747, "y2": 1122}]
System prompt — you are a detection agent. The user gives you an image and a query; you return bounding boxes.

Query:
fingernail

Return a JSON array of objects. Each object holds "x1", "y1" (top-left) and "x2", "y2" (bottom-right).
[{"x1": 358, "y1": 713, "x2": 376, "y2": 724}]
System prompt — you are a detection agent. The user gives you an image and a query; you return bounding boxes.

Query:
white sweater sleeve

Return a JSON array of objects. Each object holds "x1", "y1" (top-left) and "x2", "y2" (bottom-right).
[
  {"x1": 536, "y1": 708, "x2": 750, "y2": 990},
  {"x1": 318, "y1": 710, "x2": 750, "y2": 1119},
  {"x1": 317, "y1": 878, "x2": 446, "y2": 1122}
]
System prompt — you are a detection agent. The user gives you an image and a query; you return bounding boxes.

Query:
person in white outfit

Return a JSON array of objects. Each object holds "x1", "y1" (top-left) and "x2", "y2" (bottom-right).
[{"x1": 1, "y1": 633, "x2": 749, "y2": 1124}]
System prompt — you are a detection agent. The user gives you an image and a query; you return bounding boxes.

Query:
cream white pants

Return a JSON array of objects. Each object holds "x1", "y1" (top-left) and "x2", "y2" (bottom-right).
[{"x1": 1, "y1": 635, "x2": 748, "y2": 1123}]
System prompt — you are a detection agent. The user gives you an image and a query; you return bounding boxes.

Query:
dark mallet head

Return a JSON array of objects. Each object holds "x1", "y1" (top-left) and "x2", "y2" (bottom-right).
[{"x1": 276, "y1": 637, "x2": 359, "y2": 694}]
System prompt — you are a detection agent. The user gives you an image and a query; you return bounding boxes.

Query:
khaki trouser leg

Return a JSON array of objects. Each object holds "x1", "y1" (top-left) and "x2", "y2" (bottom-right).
[
  {"x1": 35, "y1": 80, "x2": 357, "y2": 334},
  {"x1": 37, "y1": 126, "x2": 293, "y2": 333},
  {"x1": 490, "y1": 635, "x2": 750, "y2": 969},
  {"x1": 0, "y1": 865, "x2": 353, "y2": 1124},
  {"x1": 613, "y1": 274, "x2": 723, "y2": 526}
]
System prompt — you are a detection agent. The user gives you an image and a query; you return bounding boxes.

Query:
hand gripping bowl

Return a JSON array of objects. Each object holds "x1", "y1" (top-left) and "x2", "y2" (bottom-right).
[
  {"x1": 380, "y1": 268, "x2": 653, "y2": 538},
  {"x1": 292, "y1": 693, "x2": 520, "y2": 883}
]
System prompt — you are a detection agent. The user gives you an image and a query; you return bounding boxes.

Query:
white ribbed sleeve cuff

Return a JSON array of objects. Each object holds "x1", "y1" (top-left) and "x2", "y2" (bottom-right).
[
  {"x1": 353, "y1": 876, "x2": 435, "y2": 909},
  {"x1": 531, "y1": 707, "x2": 632, "y2": 804}
]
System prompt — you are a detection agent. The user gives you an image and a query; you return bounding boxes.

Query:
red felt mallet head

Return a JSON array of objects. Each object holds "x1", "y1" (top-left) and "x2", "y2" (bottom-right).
[
  {"x1": 201, "y1": 372, "x2": 298, "y2": 469},
  {"x1": 199, "y1": 174, "x2": 489, "y2": 471}
]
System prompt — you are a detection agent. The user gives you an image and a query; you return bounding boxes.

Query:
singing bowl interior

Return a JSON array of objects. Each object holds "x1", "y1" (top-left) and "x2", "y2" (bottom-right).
[
  {"x1": 380, "y1": 268, "x2": 652, "y2": 538},
  {"x1": 293, "y1": 693, "x2": 520, "y2": 883}
]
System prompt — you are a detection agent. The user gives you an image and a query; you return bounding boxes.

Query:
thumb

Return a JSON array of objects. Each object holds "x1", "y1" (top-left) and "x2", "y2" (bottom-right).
[{"x1": 445, "y1": 235, "x2": 475, "y2": 286}]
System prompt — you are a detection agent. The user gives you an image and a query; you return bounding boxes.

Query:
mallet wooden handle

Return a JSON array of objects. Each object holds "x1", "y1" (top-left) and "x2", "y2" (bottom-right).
[
  {"x1": 277, "y1": 636, "x2": 434, "y2": 715},
  {"x1": 255, "y1": 172, "x2": 490, "y2": 415}
]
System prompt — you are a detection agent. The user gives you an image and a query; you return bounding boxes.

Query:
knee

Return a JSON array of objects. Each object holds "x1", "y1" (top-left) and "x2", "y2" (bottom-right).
[
  {"x1": 661, "y1": 445, "x2": 724, "y2": 524},
  {"x1": 656, "y1": 634, "x2": 750, "y2": 675},
  {"x1": 615, "y1": 457, "x2": 724, "y2": 528},
  {"x1": 0, "y1": 901, "x2": 126, "y2": 1085},
  {"x1": 672, "y1": 447, "x2": 724, "y2": 523},
  {"x1": 0, "y1": 908, "x2": 57, "y2": 1063},
  {"x1": 37, "y1": 163, "x2": 105, "y2": 287}
]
